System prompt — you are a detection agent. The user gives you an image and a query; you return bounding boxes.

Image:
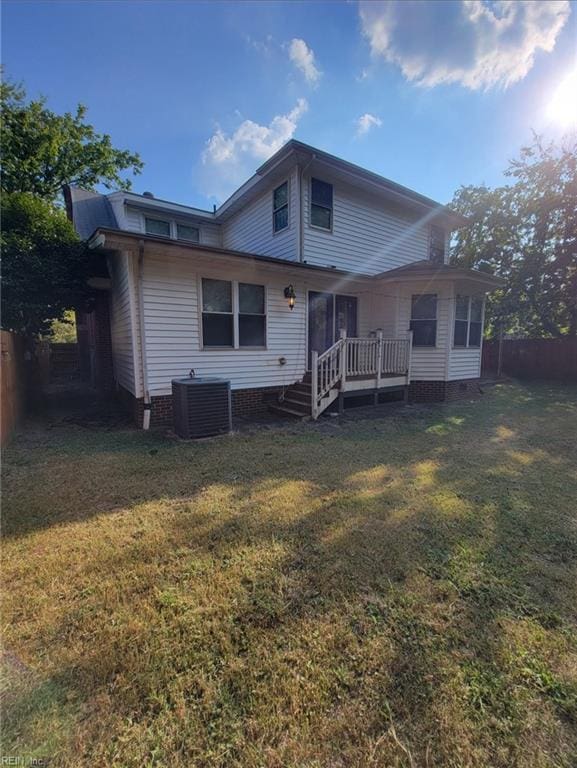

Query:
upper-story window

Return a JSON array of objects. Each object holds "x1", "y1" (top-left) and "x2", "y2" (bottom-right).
[
  {"x1": 176, "y1": 223, "x2": 200, "y2": 243},
  {"x1": 410, "y1": 294, "x2": 437, "y2": 347},
  {"x1": 144, "y1": 215, "x2": 200, "y2": 243},
  {"x1": 310, "y1": 178, "x2": 333, "y2": 230},
  {"x1": 145, "y1": 217, "x2": 171, "y2": 237},
  {"x1": 429, "y1": 225, "x2": 445, "y2": 264},
  {"x1": 454, "y1": 295, "x2": 483, "y2": 348},
  {"x1": 273, "y1": 182, "x2": 289, "y2": 233}
]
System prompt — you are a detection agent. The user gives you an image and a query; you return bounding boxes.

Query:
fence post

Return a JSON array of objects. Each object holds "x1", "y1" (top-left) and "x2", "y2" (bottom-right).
[
  {"x1": 311, "y1": 350, "x2": 318, "y2": 419},
  {"x1": 406, "y1": 330, "x2": 413, "y2": 383},
  {"x1": 376, "y1": 330, "x2": 383, "y2": 388}
]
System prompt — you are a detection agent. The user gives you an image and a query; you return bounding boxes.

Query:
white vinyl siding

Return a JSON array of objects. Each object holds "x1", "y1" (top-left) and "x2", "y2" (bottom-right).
[
  {"x1": 222, "y1": 169, "x2": 298, "y2": 261},
  {"x1": 396, "y1": 281, "x2": 452, "y2": 380},
  {"x1": 303, "y1": 174, "x2": 429, "y2": 275},
  {"x1": 123, "y1": 206, "x2": 222, "y2": 248},
  {"x1": 448, "y1": 348, "x2": 482, "y2": 380},
  {"x1": 140, "y1": 250, "x2": 308, "y2": 395},
  {"x1": 108, "y1": 252, "x2": 139, "y2": 395}
]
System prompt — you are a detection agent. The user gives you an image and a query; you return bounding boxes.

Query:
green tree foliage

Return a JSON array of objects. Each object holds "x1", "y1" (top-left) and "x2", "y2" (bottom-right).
[
  {"x1": 1, "y1": 81, "x2": 143, "y2": 201},
  {"x1": 45, "y1": 310, "x2": 77, "y2": 343},
  {"x1": 1, "y1": 193, "x2": 96, "y2": 336},
  {"x1": 1, "y1": 79, "x2": 142, "y2": 335},
  {"x1": 451, "y1": 136, "x2": 577, "y2": 338}
]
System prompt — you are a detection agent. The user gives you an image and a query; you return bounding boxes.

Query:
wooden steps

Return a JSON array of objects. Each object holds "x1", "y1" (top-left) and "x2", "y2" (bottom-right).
[{"x1": 269, "y1": 375, "x2": 313, "y2": 419}]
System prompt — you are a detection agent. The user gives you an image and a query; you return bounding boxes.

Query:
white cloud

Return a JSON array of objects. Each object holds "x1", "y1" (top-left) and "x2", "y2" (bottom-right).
[
  {"x1": 289, "y1": 38, "x2": 322, "y2": 85},
  {"x1": 359, "y1": 0, "x2": 571, "y2": 90},
  {"x1": 201, "y1": 99, "x2": 308, "y2": 201},
  {"x1": 355, "y1": 113, "x2": 383, "y2": 136}
]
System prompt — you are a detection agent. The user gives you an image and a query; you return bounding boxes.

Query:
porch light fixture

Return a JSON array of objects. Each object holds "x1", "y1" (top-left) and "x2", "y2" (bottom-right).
[{"x1": 284, "y1": 284, "x2": 296, "y2": 310}]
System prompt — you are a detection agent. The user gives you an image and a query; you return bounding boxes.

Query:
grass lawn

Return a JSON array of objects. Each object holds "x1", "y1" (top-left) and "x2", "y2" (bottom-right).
[{"x1": 2, "y1": 382, "x2": 577, "y2": 767}]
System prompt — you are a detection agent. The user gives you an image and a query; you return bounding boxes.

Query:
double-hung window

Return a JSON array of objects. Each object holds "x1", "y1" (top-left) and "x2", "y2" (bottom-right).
[
  {"x1": 202, "y1": 279, "x2": 266, "y2": 348},
  {"x1": 239, "y1": 283, "x2": 266, "y2": 347},
  {"x1": 429, "y1": 225, "x2": 445, "y2": 264},
  {"x1": 177, "y1": 223, "x2": 200, "y2": 243},
  {"x1": 145, "y1": 217, "x2": 171, "y2": 237},
  {"x1": 454, "y1": 295, "x2": 483, "y2": 347},
  {"x1": 410, "y1": 294, "x2": 437, "y2": 347},
  {"x1": 273, "y1": 182, "x2": 289, "y2": 233},
  {"x1": 310, "y1": 178, "x2": 333, "y2": 230},
  {"x1": 202, "y1": 279, "x2": 234, "y2": 347}
]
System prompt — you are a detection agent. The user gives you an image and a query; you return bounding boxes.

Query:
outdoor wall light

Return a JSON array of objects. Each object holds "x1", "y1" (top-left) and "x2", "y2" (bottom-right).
[{"x1": 284, "y1": 284, "x2": 296, "y2": 310}]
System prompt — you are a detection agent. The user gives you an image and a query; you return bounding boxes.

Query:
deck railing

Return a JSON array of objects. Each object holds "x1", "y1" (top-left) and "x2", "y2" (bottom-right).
[{"x1": 311, "y1": 331, "x2": 413, "y2": 418}]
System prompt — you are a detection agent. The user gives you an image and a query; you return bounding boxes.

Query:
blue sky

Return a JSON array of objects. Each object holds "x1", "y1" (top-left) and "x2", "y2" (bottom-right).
[{"x1": 3, "y1": 0, "x2": 576, "y2": 209}]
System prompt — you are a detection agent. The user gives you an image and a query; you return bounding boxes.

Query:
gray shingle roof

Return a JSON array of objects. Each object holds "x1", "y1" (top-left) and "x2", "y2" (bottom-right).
[{"x1": 68, "y1": 187, "x2": 117, "y2": 240}]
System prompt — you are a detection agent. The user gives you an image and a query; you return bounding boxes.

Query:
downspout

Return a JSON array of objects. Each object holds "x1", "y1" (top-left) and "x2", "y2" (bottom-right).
[
  {"x1": 137, "y1": 239, "x2": 151, "y2": 430},
  {"x1": 298, "y1": 155, "x2": 315, "y2": 262}
]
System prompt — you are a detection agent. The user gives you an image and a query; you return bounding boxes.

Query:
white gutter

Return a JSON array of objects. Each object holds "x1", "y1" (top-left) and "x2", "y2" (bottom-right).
[{"x1": 137, "y1": 240, "x2": 151, "y2": 430}]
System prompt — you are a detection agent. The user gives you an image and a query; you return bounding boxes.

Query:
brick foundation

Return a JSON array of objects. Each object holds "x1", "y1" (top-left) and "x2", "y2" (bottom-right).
[
  {"x1": 117, "y1": 385, "x2": 283, "y2": 428},
  {"x1": 409, "y1": 378, "x2": 481, "y2": 403}
]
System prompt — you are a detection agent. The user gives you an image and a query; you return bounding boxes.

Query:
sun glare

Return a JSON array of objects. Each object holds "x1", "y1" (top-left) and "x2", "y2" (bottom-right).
[{"x1": 546, "y1": 69, "x2": 577, "y2": 128}]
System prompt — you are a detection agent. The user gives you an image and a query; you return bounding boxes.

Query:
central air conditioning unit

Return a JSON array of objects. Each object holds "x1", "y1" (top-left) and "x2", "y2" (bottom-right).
[{"x1": 172, "y1": 376, "x2": 232, "y2": 439}]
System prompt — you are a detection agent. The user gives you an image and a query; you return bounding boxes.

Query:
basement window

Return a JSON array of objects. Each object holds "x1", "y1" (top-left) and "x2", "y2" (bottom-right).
[
  {"x1": 145, "y1": 217, "x2": 171, "y2": 237},
  {"x1": 273, "y1": 181, "x2": 289, "y2": 233},
  {"x1": 310, "y1": 178, "x2": 333, "y2": 230},
  {"x1": 410, "y1": 294, "x2": 437, "y2": 347}
]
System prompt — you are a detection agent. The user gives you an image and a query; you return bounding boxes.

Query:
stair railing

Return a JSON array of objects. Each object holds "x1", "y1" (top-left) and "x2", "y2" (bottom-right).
[
  {"x1": 311, "y1": 336, "x2": 345, "y2": 419},
  {"x1": 311, "y1": 331, "x2": 413, "y2": 419}
]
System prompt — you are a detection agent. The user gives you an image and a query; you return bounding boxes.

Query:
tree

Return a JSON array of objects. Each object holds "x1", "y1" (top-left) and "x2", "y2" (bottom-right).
[
  {"x1": 1, "y1": 81, "x2": 143, "y2": 202},
  {"x1": 0, "y1": 78, "x2": 143, "y2": 335},
  {"x1": 1, "y1": 193, "x2": 98, "y2": 336},
  {"x1": 450, "y1": 135, "x2": 577, "y2": 338}
]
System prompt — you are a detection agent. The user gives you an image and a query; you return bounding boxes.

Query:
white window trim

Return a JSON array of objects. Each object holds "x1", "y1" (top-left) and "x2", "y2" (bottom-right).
[
  {"x1": 309, "y1": 177, "x2": 334, "y2": 233},
  {"x1": 453, "y1": 295, "x2": 484, "y2": 349},
  {"x1": 200, "y1": 279, "x2": 268, "y2": 351},
  {"x1": 272, "y1": 179, "x2": 290, "y2": 235}
]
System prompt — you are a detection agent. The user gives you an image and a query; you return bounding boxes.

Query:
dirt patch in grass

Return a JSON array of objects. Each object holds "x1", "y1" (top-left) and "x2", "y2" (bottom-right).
[{"x1": 2, "y1": 382, "x2": 577, "y2": 766}]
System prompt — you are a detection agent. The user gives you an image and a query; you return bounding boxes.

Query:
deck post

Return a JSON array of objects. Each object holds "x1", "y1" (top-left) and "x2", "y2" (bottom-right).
[
  {"x1": 339, "y1": 329, "x2": 347, "y2": 391},
  {"x1": 406, "y1": 330, "x2": 413, "y2": 384},
  {"x1": 311, "y1": 350, "x2": 319, "y2": 419},
  {"x1": 376, "y1": 330, "x2": 383, "y2": 389}
]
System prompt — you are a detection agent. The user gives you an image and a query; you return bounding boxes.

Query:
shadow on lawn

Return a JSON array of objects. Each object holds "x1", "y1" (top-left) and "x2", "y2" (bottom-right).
[{"x1": 4, "y1": 382, "x2": 577, "y2": 765}]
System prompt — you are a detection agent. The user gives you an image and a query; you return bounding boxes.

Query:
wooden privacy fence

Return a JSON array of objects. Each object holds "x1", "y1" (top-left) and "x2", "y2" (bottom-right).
[
  {"x1": 482, "y1": 338, "x2": 577, "y2": 382},
  {"x1": 1, "y1": 331, "x2": 26, "y2": 445}
]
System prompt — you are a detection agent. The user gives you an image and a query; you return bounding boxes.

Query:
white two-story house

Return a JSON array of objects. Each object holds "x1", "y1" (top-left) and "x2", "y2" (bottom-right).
[{"x1": 67, "y1": 140, "x2": 503, "y2": 428}]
